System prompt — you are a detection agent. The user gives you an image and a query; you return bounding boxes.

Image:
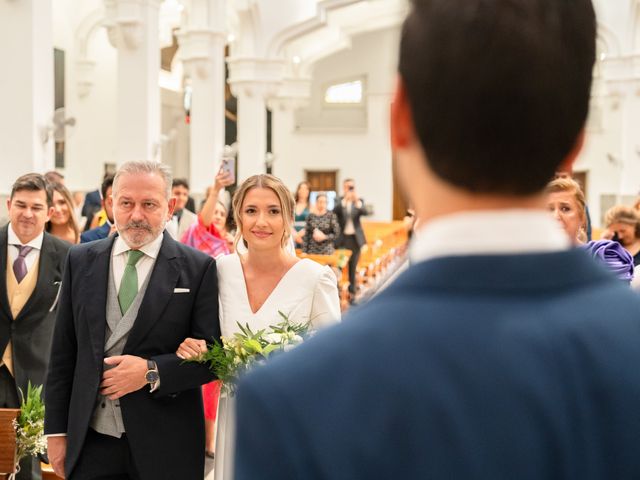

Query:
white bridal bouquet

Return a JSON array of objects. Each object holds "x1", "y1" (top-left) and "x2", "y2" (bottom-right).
[{"x1": 188, "y1": 311, "x2": 310, "y2": 395}]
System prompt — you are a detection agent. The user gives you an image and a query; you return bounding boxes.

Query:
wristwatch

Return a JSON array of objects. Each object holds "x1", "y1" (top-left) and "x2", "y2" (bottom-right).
[{"x1": 145, "y1": 360, "x2": 159, "y2": 384}]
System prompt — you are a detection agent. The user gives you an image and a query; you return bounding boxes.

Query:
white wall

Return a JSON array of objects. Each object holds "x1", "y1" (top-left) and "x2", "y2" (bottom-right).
[
  {"x1": 273, "y1": 28, "x2": 400, "y2": 221},
  {"x1": 572, "y1": 1, "x2": 640, "y2": 227}
]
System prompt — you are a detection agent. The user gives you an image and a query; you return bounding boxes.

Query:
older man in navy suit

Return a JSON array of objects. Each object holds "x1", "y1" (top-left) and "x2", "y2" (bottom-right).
[{"x1": 234, "y1": 1, "x2": 640, "y2": 479}]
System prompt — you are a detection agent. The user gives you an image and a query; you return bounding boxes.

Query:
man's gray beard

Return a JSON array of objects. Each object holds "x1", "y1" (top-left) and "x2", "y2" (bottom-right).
[{"x1": 116, "y1": 218, "x2": 166, "y2": 248}]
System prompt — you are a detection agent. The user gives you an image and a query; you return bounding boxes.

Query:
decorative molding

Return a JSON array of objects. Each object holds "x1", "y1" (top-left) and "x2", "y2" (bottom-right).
[
  {"x1": 176, "y1": 28, "x2": 226, "y2": 79},
  {"x1": 597, "y1": 22, "x2": 622, "y2": 58},
  {"x1": 74, "y1": 8, "x2": 105, "y2": 98},
  {"x1": 227, "y1": 57, "x2": 286, "y2": 98},
  {"x1": 76, "y1": 60, "x2": 97, "y2": 98},
  {"x1": 268, "y1": 77, "x2": 313, "y2": 111},
  {"x1": 267, "y1": 0, "x2": 360, "y2": 58},
  {"x1": 103, "y1": 0, "x2": 162, "y2": 50}
]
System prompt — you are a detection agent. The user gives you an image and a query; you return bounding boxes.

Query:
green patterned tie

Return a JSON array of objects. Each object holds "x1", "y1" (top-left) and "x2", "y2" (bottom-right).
[{"x1": 118, "y1": 249, "x2": 145, "y2": 315}]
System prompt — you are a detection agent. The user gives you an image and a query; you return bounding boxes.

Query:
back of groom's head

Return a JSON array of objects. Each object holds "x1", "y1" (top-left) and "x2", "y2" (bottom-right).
[{"x1": 399, "y1": 0, "x2": 596, "y2": 195}]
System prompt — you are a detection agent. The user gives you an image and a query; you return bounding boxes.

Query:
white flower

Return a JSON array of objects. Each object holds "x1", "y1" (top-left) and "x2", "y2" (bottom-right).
[
  {"x1": 265, "y1": 333, "x2": 283, "y2": 344},
  {"x1": 291, "y1": 335, "x2": 303, "y2": 344}
]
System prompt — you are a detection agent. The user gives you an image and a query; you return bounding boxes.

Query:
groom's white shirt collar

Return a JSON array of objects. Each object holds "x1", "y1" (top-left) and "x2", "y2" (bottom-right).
[{"x1": 410, "y1": 209, "x2": 571, "y2": 265}]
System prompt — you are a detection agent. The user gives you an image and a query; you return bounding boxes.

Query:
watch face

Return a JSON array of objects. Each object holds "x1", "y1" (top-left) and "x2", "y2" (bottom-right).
[{"x1": 146, "y1": 370, "x2": 159, "y2": 383}]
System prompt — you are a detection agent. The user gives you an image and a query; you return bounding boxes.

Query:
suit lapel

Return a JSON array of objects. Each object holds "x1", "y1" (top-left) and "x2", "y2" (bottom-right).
[
  {"x1": 84, "y1": 236, "x2": 115, "y2": 363},
  {"x1": 0, "y1": 227, "x2": 11, "y2": 320},
  {"x1": 124, "y1": 233, "x2": 181, "y2": 353},
  {"x1": 15, "y1": 233, "x2": 58, "y2": 321}
]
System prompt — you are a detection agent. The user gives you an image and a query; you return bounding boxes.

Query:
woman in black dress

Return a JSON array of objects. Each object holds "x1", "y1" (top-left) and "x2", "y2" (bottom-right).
[{"x1": 303, "y1": 193, "x2": 340, "y2": 254}]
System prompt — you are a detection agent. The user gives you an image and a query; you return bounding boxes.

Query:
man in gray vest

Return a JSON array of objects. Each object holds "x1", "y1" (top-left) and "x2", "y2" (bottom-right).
[{"x1": 45, "y1": 161, "x2": 220, "y2": 479}]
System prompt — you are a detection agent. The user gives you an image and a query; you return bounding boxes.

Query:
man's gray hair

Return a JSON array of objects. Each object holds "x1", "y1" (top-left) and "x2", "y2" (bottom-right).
[{"x1": 112, "y1": 161, "x2": 173, "y2": 199}]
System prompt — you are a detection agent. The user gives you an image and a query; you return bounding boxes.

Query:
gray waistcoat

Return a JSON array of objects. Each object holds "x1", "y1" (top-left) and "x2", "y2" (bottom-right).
[{"x1": 90, "y1": 258, "x2": 153, "y2": 438}]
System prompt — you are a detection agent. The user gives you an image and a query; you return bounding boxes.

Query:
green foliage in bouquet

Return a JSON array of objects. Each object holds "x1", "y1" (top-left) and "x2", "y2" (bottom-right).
[
  {"x1": 13, "y1": 382, "x2": 46, "y2": 463},
  {"x1": 189, "y1": 311, "x2": 310, "y2": 394}
]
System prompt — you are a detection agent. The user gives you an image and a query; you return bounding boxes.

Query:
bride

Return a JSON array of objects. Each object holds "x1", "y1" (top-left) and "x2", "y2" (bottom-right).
[{"x1": 177, "y1": 174, "x2": 341, "y2": 479}]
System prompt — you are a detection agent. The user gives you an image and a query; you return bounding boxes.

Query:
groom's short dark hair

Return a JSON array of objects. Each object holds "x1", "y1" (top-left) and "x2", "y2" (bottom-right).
[{"x1": 399, "y1": 0, "x2": 596, "y2": 195}]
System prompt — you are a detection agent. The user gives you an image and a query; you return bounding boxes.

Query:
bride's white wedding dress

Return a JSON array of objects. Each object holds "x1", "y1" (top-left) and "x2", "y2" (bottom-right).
[{"x1": 214, "y1": 253, "x2": 341, "y2": 479}]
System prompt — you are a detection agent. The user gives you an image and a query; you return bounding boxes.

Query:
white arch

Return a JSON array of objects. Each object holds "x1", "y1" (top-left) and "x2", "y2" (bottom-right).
[
  {"x1": 267, "y1": 0, "x2": 360, "y2": 58},
  {"x1": 597, "y1": 21, "x2": 622, "y2": 58},
  {"x1": 75, "y1": 7, "x2": 106, "y2": 60}
]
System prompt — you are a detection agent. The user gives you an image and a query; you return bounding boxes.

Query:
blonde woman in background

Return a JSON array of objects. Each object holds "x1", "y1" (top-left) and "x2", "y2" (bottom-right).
[
  {"x1": 46, "y1": 182, "x2": 80, "y2": 244},
  {"x1": 545, "y1": 177, "x2": 587, "y2": 244},
  {"x1": 602, "y1": 205, "x2": 640, "y2": 266},
  {"x1": 177, "y1": 174, "x2": 340, "y2": 480}
]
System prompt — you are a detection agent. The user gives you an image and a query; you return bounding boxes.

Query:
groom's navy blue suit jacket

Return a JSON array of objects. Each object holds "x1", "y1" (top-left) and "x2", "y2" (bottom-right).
[{"x1": 235, "y1": 250, "x2": 640, "y2": 479}]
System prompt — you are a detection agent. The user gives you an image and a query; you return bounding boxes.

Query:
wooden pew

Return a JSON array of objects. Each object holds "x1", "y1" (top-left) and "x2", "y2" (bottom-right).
[
  {"x1": 0, "y1": 409, "x2": 19, "y2": 479},
  {"x1": 356, "y1": 221, "x2": 410, "y2": 298}
]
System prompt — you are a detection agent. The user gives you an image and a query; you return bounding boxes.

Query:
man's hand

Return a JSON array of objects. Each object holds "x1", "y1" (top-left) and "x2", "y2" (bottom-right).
[
  {"x1": 100, "y1": 355, "x2": 148, "y2": 400},
  {"x1": 48, "y1": 436, "x2": 67, "y2": 478},
  {"x1": 176, "y1": 337, "x2": 207, "y2": 360}
]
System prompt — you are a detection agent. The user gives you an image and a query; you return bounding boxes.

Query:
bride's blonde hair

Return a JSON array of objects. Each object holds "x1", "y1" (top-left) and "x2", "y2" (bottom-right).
[{"x1": 232, "y1": 174, "x2": 295, "y2": 250}]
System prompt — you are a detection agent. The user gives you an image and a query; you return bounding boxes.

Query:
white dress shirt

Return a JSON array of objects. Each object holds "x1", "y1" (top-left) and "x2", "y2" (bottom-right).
[
  {"x1": 111, "y1": 233, "x2": 164, "y2": 291},
  {"x1": 410, "y1": 209, "x2": 571, "y2": 264},
  {"x1": 7, "y1": 223, "x2": 43, "y2": 273}
]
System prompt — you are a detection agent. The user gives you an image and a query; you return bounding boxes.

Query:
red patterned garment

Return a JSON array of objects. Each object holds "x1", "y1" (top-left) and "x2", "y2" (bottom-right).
[{"x1": 180, "y1": 215, "x2": 230, "y2": 258}]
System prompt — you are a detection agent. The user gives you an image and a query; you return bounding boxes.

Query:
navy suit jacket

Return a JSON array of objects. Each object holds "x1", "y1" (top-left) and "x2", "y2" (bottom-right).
[
  {"x1": 236, "y1": 250, "x2": 640, "y2": 479},
  {"x1": 80, "y1": 222, "x2": 110, "y2": 243}
]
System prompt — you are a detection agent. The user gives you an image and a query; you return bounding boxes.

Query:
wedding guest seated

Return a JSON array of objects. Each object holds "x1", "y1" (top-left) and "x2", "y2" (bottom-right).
[
  {"x1": 80, "y1": 174, "x2": 115, "y2": 243},
  {"x1": 46, "y1": 182, "x2": 80, "y2": 244},
  {"x1": 601, "y1": 205, "x2": 640, "y2": 266},
  {"x1": 165, "y1": 178, "x2": 198, "y2": 240},
  {"x1": 303, "y1": 193, "x2": 340, "y2": 255},
  {"x1": 293, "y1": 181, "x2": 311, "y2": 248}
]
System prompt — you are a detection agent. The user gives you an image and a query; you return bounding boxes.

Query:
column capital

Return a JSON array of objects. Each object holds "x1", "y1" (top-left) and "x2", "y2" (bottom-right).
[
  {"x1": 177, "y1": 28, "x2": 226, "y2": 79},
  {"x1": 104, "y1": 0, "x2": 162, "y2": 50},
  {"x1": 268, "y1": 77, "x2": 312, "y2": 111},
  {"x1": 76, "y1": 59, "x2": 97, "y2": 98},
  {"x1": 227, "y1": 57, "x2": 286, "y2": 99},
  {"x1": 601, "y1": 54, "x2": 640, "y2": 88}
]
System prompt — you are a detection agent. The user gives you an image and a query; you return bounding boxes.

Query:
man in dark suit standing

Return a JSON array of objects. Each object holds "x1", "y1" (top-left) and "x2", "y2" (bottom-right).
[
  {"x1": 234, "y1": 1, "x2": 640, "y2": 479},
  {"x1": 80, "y1": 175, "x2": 115, "y2": 243},
  {"x1": 0, "y1": 173, "x2": 70, "y2": 480},
  {"x1": 46, "y1": 161, "x2": 220, "y2": 479},
  {"x1": 333, "y1": 178, "x2": 368, "y2": 301}
]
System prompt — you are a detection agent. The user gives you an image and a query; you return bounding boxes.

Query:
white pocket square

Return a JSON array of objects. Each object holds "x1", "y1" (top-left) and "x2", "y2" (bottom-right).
[{"x1": 173, "y1": 288, "x2": 190, "y2": 293}]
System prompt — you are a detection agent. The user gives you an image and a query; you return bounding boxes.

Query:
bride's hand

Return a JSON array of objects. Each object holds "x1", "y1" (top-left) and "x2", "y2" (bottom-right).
[{"x1": 176, "y1": 338, "x2": 208, "y2": 360}]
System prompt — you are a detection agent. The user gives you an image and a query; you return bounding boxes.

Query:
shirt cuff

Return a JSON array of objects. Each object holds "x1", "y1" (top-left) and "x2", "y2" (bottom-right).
[{"x1": 45, "y1": 433, "x2": 67, "y2": 438}]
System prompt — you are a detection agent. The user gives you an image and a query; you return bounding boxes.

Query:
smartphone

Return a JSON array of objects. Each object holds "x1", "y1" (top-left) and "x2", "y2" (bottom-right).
[
  {"x1": 221, "y1": 156, "x2": 235, "y2": 184},
  {"x1": 612, "y1": 232, "x2": 621, "y2": 243}
]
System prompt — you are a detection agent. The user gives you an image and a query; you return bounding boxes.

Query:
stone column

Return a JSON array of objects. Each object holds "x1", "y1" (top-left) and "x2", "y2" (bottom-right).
[
  {"x1": 104, "y1": 0, "x2": 162, "y2": 164},
  {"x1": 227, "y1": 58, "x2": 285, "y2": 181},
  {"x1": 0, "y1": 0, "x2": 54, "y2": 194},
  {"x1": 177, "y1": 0, "x2": 227, "y2": 193}
]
